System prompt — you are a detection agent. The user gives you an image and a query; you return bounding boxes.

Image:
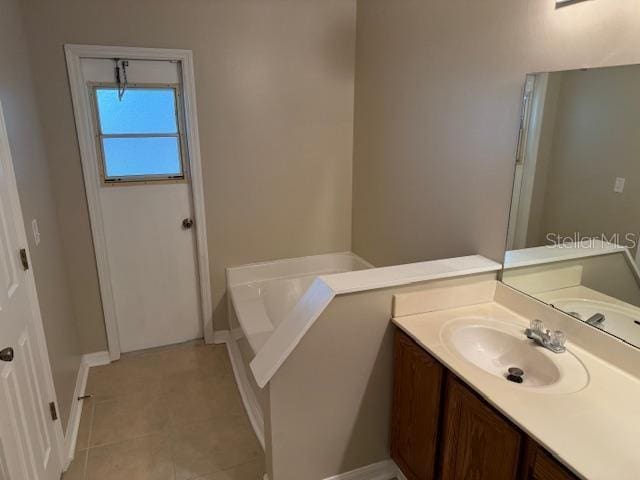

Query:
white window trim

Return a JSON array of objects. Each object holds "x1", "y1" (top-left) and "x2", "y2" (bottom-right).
[{"x1": 65, "y1": 44, "x2": 214, "y2": 360}]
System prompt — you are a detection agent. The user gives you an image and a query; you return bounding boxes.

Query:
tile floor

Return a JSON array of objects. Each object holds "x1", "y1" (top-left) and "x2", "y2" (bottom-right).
[{"x1": 63, "y1": 341, "x2": 264, "y2": 480}]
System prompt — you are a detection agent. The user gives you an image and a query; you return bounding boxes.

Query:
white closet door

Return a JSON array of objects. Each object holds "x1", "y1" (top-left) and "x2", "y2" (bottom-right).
[{"x1": 0, "y1": 103, "x2": 62, "y2": 480}]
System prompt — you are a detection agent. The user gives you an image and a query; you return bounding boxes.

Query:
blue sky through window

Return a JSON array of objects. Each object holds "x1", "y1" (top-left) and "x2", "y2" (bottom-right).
[
  {"x1": 95, "y1": 87, "x2": 183, "y2": 179},
  {"x1": 102, "y1": 137, "x2": 181, "y2": 177},
  {"x1": 96, "y1": 88, "x2": 178, "y2": 134}
]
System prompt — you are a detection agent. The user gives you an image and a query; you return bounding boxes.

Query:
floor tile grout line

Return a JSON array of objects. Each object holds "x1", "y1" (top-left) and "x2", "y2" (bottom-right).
[
  {"x1": 185, "y1": 456, "x2": 264, "y2": 480},
  {"x1": 167, "y1": 421, "x2": 178, "y2": 480},
  {"x1": 88, "y1": 429, "x2": 172, "y2": 450},
  {"x1": 80, "y1": 448, "x2": 88, "y2": 480},
  {"x1": 88, "y1": 390, "x2": 245, "y2": 445},
  {"x1": 83, "y1": 409, "x2": 250, "y2": 452}
]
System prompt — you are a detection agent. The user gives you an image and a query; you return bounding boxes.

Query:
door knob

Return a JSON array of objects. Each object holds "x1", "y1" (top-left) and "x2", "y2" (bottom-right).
[
  {"x1": 0, "y1": 347, "x2": 14, "y2": 362},
  {"x1": 182, "y1": 218, "x2": 194, "y2": 229}
]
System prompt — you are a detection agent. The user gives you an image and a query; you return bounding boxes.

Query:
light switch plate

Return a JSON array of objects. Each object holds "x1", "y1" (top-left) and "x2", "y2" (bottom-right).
[{"x1": 614, "y1": 177, "x2": 626, "y2": 193}]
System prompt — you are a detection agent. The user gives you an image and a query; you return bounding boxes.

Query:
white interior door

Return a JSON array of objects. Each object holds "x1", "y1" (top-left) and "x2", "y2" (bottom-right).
[
  {"x1": 0, "y1": 103, "x2": 62, "y2": 480},
  {"x1": 80, "y1": 58, "x2": 202, "y2": 353}
]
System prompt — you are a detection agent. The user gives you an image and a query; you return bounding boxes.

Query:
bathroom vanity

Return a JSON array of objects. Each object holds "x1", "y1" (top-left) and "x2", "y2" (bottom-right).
[
  {"x1": 391, "y1": 328, "x2": 576, "y2": 480},
  {"x1": 390, "y1": 284, "x2": 640, "y2": 480}
]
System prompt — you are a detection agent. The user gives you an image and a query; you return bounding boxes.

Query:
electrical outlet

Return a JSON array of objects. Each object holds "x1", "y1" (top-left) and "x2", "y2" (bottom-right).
[
  {"x1": 31, "y1": 219, "x2": 40, "y2": 246},
  {"x1": 614, "y1": 177, "x2": 626, "y2": 193}
]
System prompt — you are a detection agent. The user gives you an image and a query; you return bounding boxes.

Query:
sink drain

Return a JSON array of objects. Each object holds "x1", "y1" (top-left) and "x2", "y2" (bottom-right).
[{"x1": 506, "y1": 367, "x2": 524, "y2": 384}]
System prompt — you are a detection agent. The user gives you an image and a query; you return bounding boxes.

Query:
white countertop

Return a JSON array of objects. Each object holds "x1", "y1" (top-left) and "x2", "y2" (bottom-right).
[{"x1": 393, "y1": 302, "x2": 640, "y2": 480}]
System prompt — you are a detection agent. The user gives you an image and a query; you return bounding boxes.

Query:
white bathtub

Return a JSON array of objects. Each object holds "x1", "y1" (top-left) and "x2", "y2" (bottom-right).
[
  {"x1": 224, "y1": 252, "x2": 499, "y2": 450},
  {"x1": 228, "y1": 252, "x2": 372, "y2": 353}
]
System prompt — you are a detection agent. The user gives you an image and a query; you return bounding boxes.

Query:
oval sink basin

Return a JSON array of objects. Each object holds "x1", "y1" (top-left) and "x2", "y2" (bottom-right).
[{"x1": 440, "y1": 317, "x2": 589, "y2": 394}]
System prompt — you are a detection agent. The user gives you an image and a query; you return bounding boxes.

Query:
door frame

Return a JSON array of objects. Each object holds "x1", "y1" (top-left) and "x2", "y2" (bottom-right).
[
  {"x1": 65, "y1": 44, "x2": 213, "y2": 360},
  {"x1": 0, "y1": 100, "x2": 66, "y2": 470}
]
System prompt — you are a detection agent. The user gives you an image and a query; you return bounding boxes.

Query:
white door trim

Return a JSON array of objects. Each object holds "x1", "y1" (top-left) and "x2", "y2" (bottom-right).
[
  {"x1": 64, "y1": 44, "x2": 213, "y2": 360},
  {"x1": 0, "y1": 100, "x2": 66, "y2": 470}
]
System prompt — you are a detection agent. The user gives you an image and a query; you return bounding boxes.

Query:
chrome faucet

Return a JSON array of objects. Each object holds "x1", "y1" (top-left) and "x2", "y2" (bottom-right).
[
  {"x1": 525, "y1": 319, "x2": 566, "y2": 353},
  {"x1": 585, "y1": 313, "x2": 605, "y2": 327}
]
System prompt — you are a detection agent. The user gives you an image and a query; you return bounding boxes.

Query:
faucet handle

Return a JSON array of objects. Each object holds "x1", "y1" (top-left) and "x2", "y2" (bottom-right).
[
  {"x1": 530, "y1": 319, "x2": 544, "y2": 332},
  {"x1": 550, "y1": 330, "x2": 566, "y2": 348}
]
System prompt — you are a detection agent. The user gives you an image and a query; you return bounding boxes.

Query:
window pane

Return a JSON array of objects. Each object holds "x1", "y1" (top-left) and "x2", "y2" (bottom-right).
[
  {"x1": 96, "y1": 88, "x2": 178, "y2": 134},
  {"x1": 102, "y1": 137, "x2": 182, "y2": 178}
]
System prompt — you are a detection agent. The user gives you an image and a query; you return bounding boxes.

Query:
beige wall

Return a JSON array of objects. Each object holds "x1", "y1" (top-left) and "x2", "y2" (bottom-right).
[
  {"x1": 21, "y1": 0, "x2": 357, "y2": 347},
  {"x1": 352, "y1": 0, "x2": 640, "y2": 267},
  {"x1": 0, "y1": 0, "x2": 82, "y2": 428},
  {"x1": 538, "y1": 66, "x2": 640, "y2": 248}
]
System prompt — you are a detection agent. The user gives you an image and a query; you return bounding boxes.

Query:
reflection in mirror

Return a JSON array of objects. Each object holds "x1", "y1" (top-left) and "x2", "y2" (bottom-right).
[{"x1": 503, "y1": 65, "x2": 640, "y2": 349}]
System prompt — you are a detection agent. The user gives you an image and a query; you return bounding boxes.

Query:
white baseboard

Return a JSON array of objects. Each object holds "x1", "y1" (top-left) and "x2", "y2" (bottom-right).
[
  {"x1": 396, "y1": 466, "x2": 407, "y2": 480},
  {"x1": 62, "y1": 351, "x2": 110, "y2": 470},
  {"x1": 224, "y1": 334, "x2": 265, "y2": 449},
  {"x1": 83, "y1": 350, "x2": 111, "y2": 367},
  {"x1": 323, "y1": 460, "x2": 399, "y2": 480},
  {"x1": 212, "y1": 329, "x2": 230, "y2": 344}
]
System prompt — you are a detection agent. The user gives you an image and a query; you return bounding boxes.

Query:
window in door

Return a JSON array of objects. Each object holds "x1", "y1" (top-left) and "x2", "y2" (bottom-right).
[{"x1": 92, "y1": 85, "x2": 187, "y2": 183}]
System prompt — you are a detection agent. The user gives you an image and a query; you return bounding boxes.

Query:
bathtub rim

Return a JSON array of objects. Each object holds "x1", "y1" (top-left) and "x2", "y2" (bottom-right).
[
  {"x1": 227, "y1": 252, "x2": 373, "y2": 355},
  {"x1": 227, "y1": 251, "x2": 374, "y2": 288}
]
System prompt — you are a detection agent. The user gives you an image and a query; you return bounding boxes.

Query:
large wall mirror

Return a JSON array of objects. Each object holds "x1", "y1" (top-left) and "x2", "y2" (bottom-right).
[{"x1": 503, "y1": 64, "x2": 640, "y2": 349}]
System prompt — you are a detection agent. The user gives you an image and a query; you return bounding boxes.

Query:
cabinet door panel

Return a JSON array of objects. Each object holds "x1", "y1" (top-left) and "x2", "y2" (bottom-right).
[
  {"x1": 441, "y1": 374, "x2": 522, "y2": 480},
  {"x1": 520, "y1": 440, "x2": 578, "y2": 480},
  {"x1": 391, "y1": 329, "x2": 444, "y2": 480}
]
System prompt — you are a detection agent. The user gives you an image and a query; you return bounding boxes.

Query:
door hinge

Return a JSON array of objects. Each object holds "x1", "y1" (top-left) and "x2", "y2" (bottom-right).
[
  {"x1": 49, "y1": 402, "x2": 58, "y2": 421},
  {"x1": 19, "y1": 248, "x2": 29, "y2": 271}
]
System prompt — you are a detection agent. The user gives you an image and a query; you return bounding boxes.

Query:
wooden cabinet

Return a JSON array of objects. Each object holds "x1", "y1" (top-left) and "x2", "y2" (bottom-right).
[
  {"x1": 392, "y1": 329, "x2": 577, "y2": 480},
  {"x1": 440, "y1": 374, "x2": 522, "y2": 480},
  {"x1": 391, "y1": 329, "x2": 444, "y2": 480},
  {"x1": 520, "y1": 440, "x2": 578, "y2": 480}
]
